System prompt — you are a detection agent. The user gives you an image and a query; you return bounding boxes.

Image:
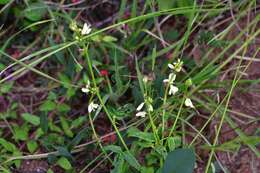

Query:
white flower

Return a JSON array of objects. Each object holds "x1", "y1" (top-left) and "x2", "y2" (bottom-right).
[
  {"x1": 185, "y1": 98, "x2": 194, "y2": 108},
  {"x1": 168, "y1": 63, "x2": 175, "y2": 70},
  {"x1": 169, "y1": 85, "x2": 178, "y2": 95},
  {"x1": 81, "y1": 23, "x2": 92, "y2": 35},
  {"x1": 136, "y1": 111, "x2": 146, "y2": 117},
  {"x1": 143, "y1": 76, "x2": 149, "y2": 83},
  {"x1": 163, "y1": 73, "x2": 176, "y2": 84},
  {"x1": 168, "y1": 59, "x2": 183, "y2": 72},
  {"x1": 88, "y1": 101, "x2": 99, "y2": 113},
  {"x1": 81, "y1": 80, "x2": 91, "y2": 94},
  {"x1": 136, "y1": 102, "x2": 145, "y2": 111}
]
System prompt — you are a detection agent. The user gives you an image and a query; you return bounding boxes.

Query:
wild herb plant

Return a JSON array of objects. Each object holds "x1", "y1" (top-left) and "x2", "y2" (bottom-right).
[{"x1": 0, "y1": 0, "x2": 259, "y2": 173}]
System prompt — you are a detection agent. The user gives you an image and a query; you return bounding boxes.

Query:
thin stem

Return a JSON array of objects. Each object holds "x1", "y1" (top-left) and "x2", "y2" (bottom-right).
[
  {"x1": 84, "y1": 46, "x2": 129, "y2": 152},
  {"x1": 161, "y1": 82, "x2": 170, "y2": 141}
]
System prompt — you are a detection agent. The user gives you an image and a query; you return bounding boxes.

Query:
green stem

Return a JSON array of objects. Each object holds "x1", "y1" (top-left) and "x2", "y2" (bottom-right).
[
  {"x1": 161, "y1": 82, "x2": 170, "y2": 142},
  {"x1": 84, "y1": 46, "x2": 129, "y2": 152}
]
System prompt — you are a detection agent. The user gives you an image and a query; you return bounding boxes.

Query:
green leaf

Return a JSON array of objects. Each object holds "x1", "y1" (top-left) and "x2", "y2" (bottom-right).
[
  {"x1": 35, "y1": 128, "x2": 44, "y2": 139},
  {"x1": 13, "y1": 125, "x2": 28, "y2": 141},
  {"x1": 0, "y1": 138, "x2": 16, "y2": 152},
  {"x1": 24, "y1": 2, "x2": 47, "y2": 21},
  {"x1": 158, "y1": 0, "x2": 176, "y2": 10},
  {"x1": 71, "y1": 116, "x2": 86, "y2": 129},
  {"x1": 47, "y1": 169, "x2": 54, "y2": 173},
  {"x1": 27, "y1": 140, "x2": 38, "y2": 153},
  {"x1": 68, "y1": 128, "x2": 88, "y2": 148},
  {"x1": 60, "y1": 116, "x2": 73, "y2": 138},
  {"x1": 56, "y1": 103, "x2": 70, "y2": 112},
  {"x1": 104, "y1": 145, "x2": 122, "y2": 154},
  {"x1": 103, "y1": 35, "x2": 118, "y2": 42},
  {"x1": 141, "y1": 167, "x2": 154, "y2": 173},
  {"x1": 167, "y1": 136, "x2": 182, "y2": 151},
  {"x1": 12, "y1": 150, "x2": 22, "y2": 168},
  {"x1": 58, "y1": 74, "x2": 71, "y2": 88},
  {"x1": 57, "y1": 147, "x2": 73, "y2": 160},
  {"x1": 0, "y1": 0, "x2": 10, "y2": 5},
  {"x1": 40, "y1": 100, "x2": 56, "y2": 111},
  {"x1": 176, "y1": 0, "x2": 194, "y2": 8},
  {"x1": 111, "y1": 155, "x2": 125, "y2": 173},
  {"x1": 40, "y1": 113, "x2": 48, "y2": 133},
  {"x1": 0, "y1": 82, "x2": 13, "y2": 93},
  {"x1": 162, "y1": 148, "x2": 195, "y2": 173},
  {"x1": 57, "y1": 157, "x2": 72, "y2": 170},
  {"x1": 122, "y1": 151, "x2": 141, "y2": 170},
  {"x1": 49, "y1": 121, "x2": 62, "y2": 133},
  {"x1": 155, "y1": 145, "x2": 167, "y2": 159},
  {"x1": 22, "y1": 113, "x2": 40, "y2": 126},
  {"x1": 128, "y1": 127, "x2": 155, "y2": 142}
]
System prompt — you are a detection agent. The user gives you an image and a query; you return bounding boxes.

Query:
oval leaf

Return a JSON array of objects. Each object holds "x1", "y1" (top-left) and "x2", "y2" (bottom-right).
[
  {"x1": 57, "y1": 157, "x2": 72, "y2": 170},
  {"x1": 162, "y1": 148, "x2": 195, "y2": 173},
  {"x1": 22, "y1": 113, "x2": 40, "y2": 126}
]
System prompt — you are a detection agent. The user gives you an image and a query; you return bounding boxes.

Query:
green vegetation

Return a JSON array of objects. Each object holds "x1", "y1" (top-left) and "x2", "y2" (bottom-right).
[{"x1": 0, "y1": 0, "x2": 259, "y2": 172}]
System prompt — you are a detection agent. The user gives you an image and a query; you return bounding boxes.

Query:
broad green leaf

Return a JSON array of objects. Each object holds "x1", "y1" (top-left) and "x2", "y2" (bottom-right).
[
  {"x1": 40, "y1": 100, "x2": 56, "y2": 111},
  {"x1": 162, "y1": 148, "x2": 195, "y2": 173},
  {"x1": 13, "y1": 125, "x2": 28, "y2": 141},
  {"x1": 0, "y1": 138, "x2": 16, "y2": 152},
  {"x1": 0, "y1": 0, "x2": 10, "y2": 5},
  {"x1": 122, "y1": 151, "x2": 141, "y2": 170},
  {"x1": 57, "y1": 157, "x2": 72, "y2": 170},
  {"x1": 60, "y1": 116, "x2": 73, "y2": 137},
  {"x1": 104, "y1": 145, "x2": 122, "y2": 154},
  {"x1": 27, "y1": 140, "x2": 38, "y2": 153},
  {"x1": 22, "y1": 113, "x2": 40, "y2": 126},
  {"x1": 56, "y1": 103, "x2": 70, "y2": 112},
  {"x1": 128, "y1": 127, "x2": 155, "y2": 142},
  {"x1": 24, "y1": 3, "x2": 47, "y2": 21}
]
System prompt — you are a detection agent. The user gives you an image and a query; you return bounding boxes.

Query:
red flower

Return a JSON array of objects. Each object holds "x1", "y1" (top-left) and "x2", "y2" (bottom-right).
[
  {"x1": 103, "y1": 133, "x2": 117, "y2": 143},
  {"x1": 71, "y1": 0, "x2": 79, "y2": 3},
  {"x1": 11, "y1": 50, "x2": 20, "y2": 59},
  {"x1": 100, "y1": 70, "x2": 109, "y2": 76}
]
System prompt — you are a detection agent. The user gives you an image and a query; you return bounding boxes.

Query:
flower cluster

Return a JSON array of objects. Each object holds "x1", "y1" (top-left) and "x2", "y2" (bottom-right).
[
  {"x1": 135, "y1": 96, "x2": 153, "y2": 118},
  {"x1": 70, "y1": 21, "x2": 92, "y2": 41},
  {"x1": 163, "y1": 73, "x2": 178, "y2": 96},
  {"x1": 88, "y1": 101, "x2": 99, "y2": 113},
  {"x1": 81, "y1": 80, "x2": 91, "y2": 94},
  {"x1": 81, "y1": 80, "x2": 100, "y2": 113},
  {"x1": 168, "y1": 58, "x2": 183, "y2": 73},
  {"x1": 163, "y1": 58, "x2": 183, "y2": 96},
  {"x1": 165, "y1": 59, "x2": 195, "y2": 108}
]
